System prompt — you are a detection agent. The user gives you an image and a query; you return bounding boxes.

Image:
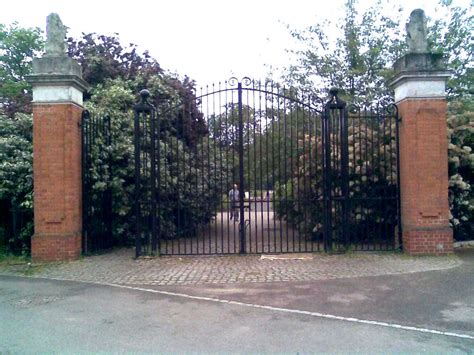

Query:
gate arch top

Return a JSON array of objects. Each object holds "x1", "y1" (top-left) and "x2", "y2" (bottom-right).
[{"x1": 195, "y1": 77, "x2": 324, "y2": 114}]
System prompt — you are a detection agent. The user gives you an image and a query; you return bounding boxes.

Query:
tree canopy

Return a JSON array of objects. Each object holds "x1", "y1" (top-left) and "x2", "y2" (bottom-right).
[
  {"x1": 0, "y1": 22, "x2": 43, "y2": 116},
  {"x1": 282, "y1": 0, "x2": 473, "y2": 103}
]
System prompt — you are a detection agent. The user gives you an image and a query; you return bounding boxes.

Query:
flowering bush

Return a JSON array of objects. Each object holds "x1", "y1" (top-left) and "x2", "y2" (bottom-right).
[
  {"x1": 274, "y1": 108, "x2": 399, "y2": 246},
  {"x1": 0, "y1": 113, "x2": 33, "y2": 253},
  {"x1": 447, "y1": 99, "x2": 473, "y2": 241}
]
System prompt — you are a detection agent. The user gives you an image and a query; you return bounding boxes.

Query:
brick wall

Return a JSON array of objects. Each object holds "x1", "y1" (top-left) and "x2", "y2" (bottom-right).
[
  {"x1": 31, "y1": 103, "x2": 83, "y2": 262},
  {"x1": 397, "y1": 98, "x2": 453, "y2": 255}
]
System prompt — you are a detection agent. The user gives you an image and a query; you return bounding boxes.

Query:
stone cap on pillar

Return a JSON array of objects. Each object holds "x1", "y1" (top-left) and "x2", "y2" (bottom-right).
[
  {"x1": 25, "y1": 13, "x2": 89, "y2": 106},
  {"x1": 390, "y1": 9, "x2": 451, "y2": 103},
  {"x1": 390, "y1": 53, "x2": 451, "y2": 102}
]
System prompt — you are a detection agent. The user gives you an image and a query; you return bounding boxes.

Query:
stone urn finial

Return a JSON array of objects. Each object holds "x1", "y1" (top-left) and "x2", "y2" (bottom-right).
[
  {"x1": 44, "y1": 13, "x2": 67, "y2": 57},
  {"x1": 406, "y1": 9, "x2": 428, "y2": 53}
]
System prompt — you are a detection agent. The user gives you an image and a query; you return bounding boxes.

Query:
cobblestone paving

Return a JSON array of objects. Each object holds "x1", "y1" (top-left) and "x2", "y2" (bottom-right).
[{"x1": 0, "y1": 248, "x2": 462, "y2": 287}]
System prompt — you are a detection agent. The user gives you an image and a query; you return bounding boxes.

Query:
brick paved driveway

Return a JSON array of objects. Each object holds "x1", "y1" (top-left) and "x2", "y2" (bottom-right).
[{"x1": 0, "y1": 248, "x2": 462, "y2": 287}]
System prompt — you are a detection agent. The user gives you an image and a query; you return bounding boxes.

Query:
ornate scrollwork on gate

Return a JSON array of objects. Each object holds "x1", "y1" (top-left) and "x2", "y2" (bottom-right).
[{"x1": 228, "y1": 76, "x2": 253, "y2": 87}]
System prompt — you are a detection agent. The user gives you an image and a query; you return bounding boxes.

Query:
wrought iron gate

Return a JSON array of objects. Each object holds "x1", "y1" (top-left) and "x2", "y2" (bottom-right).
[
  {"x1": 81, "y1": 110, "x2": 113, "y2": 254},
  {"x1": 134, "y1": 78, "x2": 400, "y2": 256}
]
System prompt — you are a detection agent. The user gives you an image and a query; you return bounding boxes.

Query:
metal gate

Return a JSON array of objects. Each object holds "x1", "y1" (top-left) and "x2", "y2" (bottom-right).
[
  {"x1": 134, "y1": 78, "x2": 400, "y2": 256},
  {"x1": 81, "y1": 110, "x2": 114, "y2": 254}
]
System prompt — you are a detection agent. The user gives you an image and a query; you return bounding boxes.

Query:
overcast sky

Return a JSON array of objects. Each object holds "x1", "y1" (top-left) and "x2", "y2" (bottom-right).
[{"x1": 1, "y1": 0, "x2": 471, "y2": 87}]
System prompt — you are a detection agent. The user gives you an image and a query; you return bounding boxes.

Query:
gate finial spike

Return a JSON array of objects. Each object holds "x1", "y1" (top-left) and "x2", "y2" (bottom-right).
[
  {"x1": 139, "y1": 89, "x2": 150, "y2": 102},
  {"x1": 329, "y1": 87, "x2": 339, "y2": 98}
]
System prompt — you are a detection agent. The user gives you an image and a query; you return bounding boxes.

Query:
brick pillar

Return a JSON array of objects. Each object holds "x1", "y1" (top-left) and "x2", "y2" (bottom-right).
[
  {"x1": 26, "y1": 56, "x2": 89, "y2": 262},
  {"x1": 391, "y1": 53, "x2": 453, "y2": 255}
]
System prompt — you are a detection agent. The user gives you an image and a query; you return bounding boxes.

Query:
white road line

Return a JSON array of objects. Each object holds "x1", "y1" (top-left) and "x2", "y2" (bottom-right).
[
  {"x1": 104, "y1": 282, "x2": 474, "y2": 341},
  {"x1": 5, "y1": 274, "x2": 474, "y2": 341}
]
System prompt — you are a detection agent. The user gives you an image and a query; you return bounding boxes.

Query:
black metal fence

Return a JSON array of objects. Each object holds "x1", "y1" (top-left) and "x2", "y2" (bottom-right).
[
  {"x1": 133, "y1": 79, "x2": 400, "y2": 256},
  {"x1": 0, "y1": 207, "x2": 33, "y2": 254},
  {"x1": 81, "y1": 110, "x2": 114, "y2": 254}
]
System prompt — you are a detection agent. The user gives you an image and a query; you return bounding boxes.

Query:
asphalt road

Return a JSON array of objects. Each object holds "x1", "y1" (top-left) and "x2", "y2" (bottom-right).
[{"x1": 1, "y1": 250, "x2": 473, "y2": 353}]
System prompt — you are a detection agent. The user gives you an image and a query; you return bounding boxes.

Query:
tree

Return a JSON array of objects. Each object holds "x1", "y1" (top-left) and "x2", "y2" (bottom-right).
[
  {"x1": 283, "y1": 0, "x2": 405, "y2": 105},
  {"x1": 280, "y1": 0, "x2": 473, "y2": 241},
  {"x1": 0, "y1": 112, "x2": 33, "y2": 252},
  {"x1": 428, "y1": 0, "x2": 473, "y2": 98},
  {"x1": 0, "y1": 23, "x2": 43, "y2": 116}
]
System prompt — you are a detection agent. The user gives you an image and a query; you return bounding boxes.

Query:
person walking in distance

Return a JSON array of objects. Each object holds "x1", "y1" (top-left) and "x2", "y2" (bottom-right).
[{"x1": 229, "y1": 183, "x2": 239, "y2": 222}]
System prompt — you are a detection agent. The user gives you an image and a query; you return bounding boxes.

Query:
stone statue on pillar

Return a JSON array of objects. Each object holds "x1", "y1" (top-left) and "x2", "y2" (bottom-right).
[
  {"x1": 406, "y1": 9, "x2": 428, "y2": 53},
  {"x1": 45, "y1": 13, "x2": 68, "y2": 57}
]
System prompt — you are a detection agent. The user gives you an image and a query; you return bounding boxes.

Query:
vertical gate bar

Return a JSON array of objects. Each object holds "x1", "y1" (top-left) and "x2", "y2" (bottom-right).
[
  {"x1": 231, "y1": 83, "x2": 237, "y2": 254},
  {"x1": 377, "y1": 107, "x2": 384, "y2": 249},
  {"x1": 336, "y1": 106, "x2": 341, "y2": 250},
  {"x1": 306, "y1": 98, "x2": 313, "y2": 252},
  {"x1": 295, "y1": 91, "x2": 301, "y2": 253},
  {"x1": 283, "y1": 92, "x2": 289, "y2": 252},
  {"x1": 245, "y1": 87, "x2": 252, "y2": 254},
  {"x1": 369, "y1": 109, "x2": 375, "y2": 250},
  {"x1": 276, "y1": 85, "x2": 282, "y2": 253},
  {"x1": 217, "y1": 83, "x2": 224, "y2": 254},
  {"x1": 269, "y1": 82, "x2": 278, "y2": 252},
  {"x1": 212, "y1": 83, "x2": 218, "y2": 254},
  {"x1": 364, "y1": 107, "x2": 369, "y2": 250},
  {"x1": 99, "y1": 115, "x2": 103, "y2": 251},
  {"x1": 223, "y1": 83, "x2": 230, "y2": 253},
  {"x1": 134, "y1": 109, "x2": 142, "y2": 258},
  {"x1": 163, "y1": 110, "x2": 169, "y2": 255},
  {"x1": 87, "y1": 114, "x2": 91, "y2": 253},
  {"x1": 89, "y1": 114, "x2": 94, "y2": 252},
  {"x1": 207, "y1": 83, "x2": 213, "y2": 254},
  {"x1": 81, "y1": 111, "x2": 88, "y2": 255},
  {"x1": 229, "y1": 82, "x2": 237, "y2": 254},
  {"x1": 99, "y1": 116, "x2": 104, "y2": 251},
  {"x1": 357, "y1": 108, "x2": 363, "y2": 249},
  {"x1": 201, "y1": 85, "x2": 208, "y2": 254},
  {"x1": 289, "y1": 92, "x2": 295, "y2": 251},
  {"x1": 322, "y1": 108, "x2": 326, "y2": 251},
  {"x1": 323, "y1": 103, "x2": 332, "y2": 252},
  {"x1": 174, "y1": 106, "x2": 179, "y2": 254},
  {"x1": 394, "y1": 107, "x2": 402, "y2": 250},
  {"x1": 106, "y1": 115, "x2": 113, "y2": 249},
  {"x1": 200, "y1": 85, "x2": 206, "y2": 254},
  {"x1": 194, "y1": 97, "x2": 198, "y2": 255},
  {"x1": 333, "y1": 107, "x2": 338, "y2": 251},
  {"x1": 301, "y1": 95, "x2": 307, "y2": 253},
  {"x1": 265, "y1": 83, "x2": 271, "y2": 253},
  {"x1": 333, "y1": 107, "x2": 338, "y2": 250},
  {"x1": 381, "y1": 108, "x2": 388, "y2": 249},
  {"x1": 143, "y1": 110, "x2": 149, "y2": 254},
  {"x1": 350, "y1": 106, "x2": 356, "y2": 248},
  {"x1": 341, "y1": 104, "x2": 350, "y2": 249},
  {"x1": 373, "y1": 109, "x2": 378, "y2": 249},
  {"x1": 238, "y1": 81, "x2": 246, "y2": 254},
  {"x1": 311, "y1": 103, "x2": 317, "y2": 251},
  {"x1": 211, "y1": 83, "x2": 217, "y2": 254},
  {"x1": 191, "y1": 99, "x2": 196, "y2": 255},
  {"x1": 150, "y1": 107, "x2": 158, "y2": 254},
  {"x1": 252, "y1": 82, "x2": 258, "y2": 253},
  {"x1": 258, "y1": 84, "x2": 264, "y2": 253}
]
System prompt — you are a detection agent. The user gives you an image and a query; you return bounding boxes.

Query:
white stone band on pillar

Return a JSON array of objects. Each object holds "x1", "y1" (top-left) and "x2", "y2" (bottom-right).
[
  {"x1": 32, "y1": 85, "x2": 84, "y2": 105},
  {"x1": 391, "y1": 71, "x2": 451, "y2": 103}
]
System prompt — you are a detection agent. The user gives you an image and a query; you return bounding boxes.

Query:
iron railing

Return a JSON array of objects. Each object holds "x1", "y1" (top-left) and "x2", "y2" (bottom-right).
[
  {"x1": 81, "y1": 110, "x2": 113, "y2": 254},
  {"x1": 133, "y1": 79, "x2": 400, "y2": 256}
]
